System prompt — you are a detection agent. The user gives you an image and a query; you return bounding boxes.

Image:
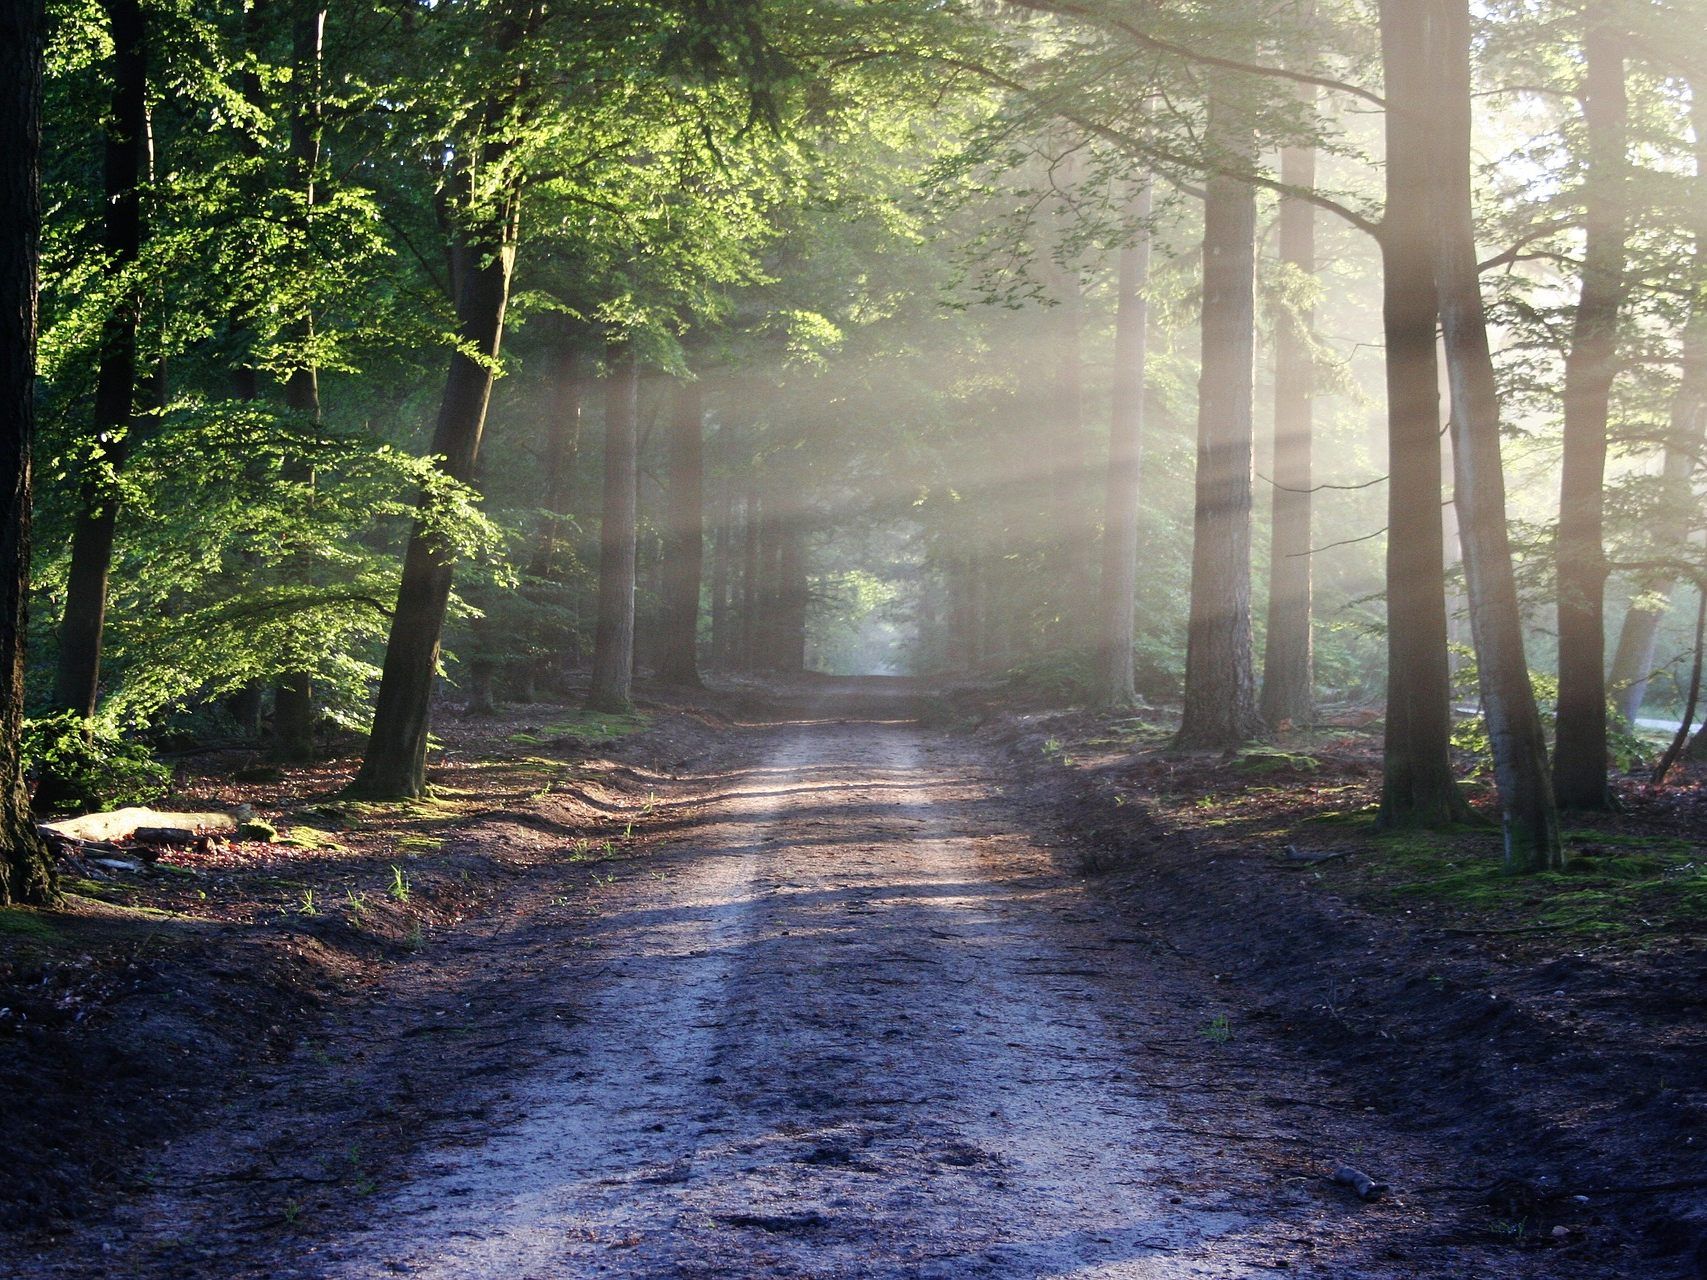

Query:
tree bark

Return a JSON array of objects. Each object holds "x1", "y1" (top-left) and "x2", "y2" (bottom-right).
[
  {"x1": 1552, "y1": 21, "x2": 1628, "y2": 810},
  {"x1": 1095, "y1": 181, "x2": 1152, "y2": 708},
  {"x1": 349, "y1": 160, "x2": 519, "y2": 799},
  {"x1": 1376, "y1": 0, "x2": 1478, "y2": 829},
  {"x1": 776, "y1": 518, "x2": 808, "y2": 673},
  {"x1": 0, "y1": 0, "x2": 54, "y2": 905},
  {"x1": 270, "y1": 7, "x2": 327, "y2": 763},
  {"x1": 1260, "y1": 134, "x2": 1316, "y2": 729},
  {"x1": 1607, "y1": 88, "x2": 1707, "y2": 725},
  {"x1": 527, "y1": 344, "x2": 582, "y2": 583},
  {"x1": 1426, "y1": 0, "x2": 1563, "y2": 870},
  {"x1": 740, "y1": 490, "x2": 760, "y2": 670},
  {"x1": 656, "y1": 375, "x2": 705, "y2": 686},
  {"x1": 1046, "y1": 257, "x2": 1092, "y2": 648},
  {"x1": 587, "y1": 348, "x2": 640, "y2": 711},
  {"x1": 53, "y1": 0, "x2": 147, "y2": 719},
  {"x1": 1177, "y1": 86, "x2": 1264, "y2": 749}
]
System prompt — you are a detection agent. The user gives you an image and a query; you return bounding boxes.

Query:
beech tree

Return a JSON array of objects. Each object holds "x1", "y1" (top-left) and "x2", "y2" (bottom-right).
[
  {"x1": 1427, "y1": 0, "x2": 1563, "y2": 870},
  {"x1": 0, "y1": 0, "x2": 54, "y2": 905},
  {"x1": 1552, "y1": 17, "x2": 1631, "y2": 811}
]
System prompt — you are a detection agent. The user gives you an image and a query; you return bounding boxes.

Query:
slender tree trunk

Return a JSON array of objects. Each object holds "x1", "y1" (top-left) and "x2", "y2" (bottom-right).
[
  {"x1": 1377, "y1": 0, "x2": 1477, "y2": 828},
  {"x1": 1260, "y1": 134, "x2": 1317, "y2": 729},
  {"x1": 271, "y1": 7, "x2": 326, "y2": 762},
  {"x1": 0, "y1": 0, "x2": 54, "y2": 905},
  {"x1": 1608, "y1": 89, "x2": 1707, "y2": 724},
  {"x1": 527, "y1": 345, "x2": 582, "y2": 582},
  {"x1": 1047, "y1": 259, "x2": 1092, "y2": 647},
  {"x1": 587, "y1": 348, "x2": 640, "y2": 711},
  {"x1": 777, "y1": 520, "x2": 808, "y2": 673},
  {"x1": 1553, "y1": 21, "x2": 1628, "y2": 810},
  {"x1": 53, "y1": 0, "x2": 147, "y2": 719},
  {"x1": 657, "y1": 375, "x2": 705, "y2": 686},
  {"x1": 740, "y1": 490, "x2": 760, "y2": 670},
  {"x1": 1096, "y1": 182, "x2": 1152, "y2": 708},
  {"x1": 1426, "y1": 0, "x2": 1563, "y2": 870},
  {"x1": 349, "y1": 164, "x2": 519, "y2": 799},
  {"x1": 1177, "y1": 86, "x2": 1264, "y2": 749},
  {"x1": 709, "y1": 471, "x2": 732, "y2": 668}
]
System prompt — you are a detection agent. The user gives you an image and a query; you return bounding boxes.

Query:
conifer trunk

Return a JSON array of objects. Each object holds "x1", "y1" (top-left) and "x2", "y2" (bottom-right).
[
  {"x1": 657, "y1": 376, "x2": 705, "y2": 686},
  {"x1": 54, "y1": 0, "x2": 147, "y2": 719},
  {"x1": 587, "y1": 348, "x2": 640, "y2": 711},
  {"x1": 349, "y1": 163, "x2": 518, "y2": 799},
  {"x1": 1426, "y1": 0, "x2": 1562, "y2": 870},
  {"x1": 0, "y1": 0, "x2": 55, "y2": 905},
  {"x1": 1177, "y1": 86, "x2": 1264, "y2": 749},
  {"x1": 1376, "y1": 0, "x2": 1476, "y2": 828},
  {"x1": 1552, "y1": 21, "x2": 1628, "y2": 810},
  {"x1": 1259, "y1": 135, "x2": 1316, "y2": 730},
  {"x1": 1095, "y1": 181, "x2": 1152, "y2": 708}
]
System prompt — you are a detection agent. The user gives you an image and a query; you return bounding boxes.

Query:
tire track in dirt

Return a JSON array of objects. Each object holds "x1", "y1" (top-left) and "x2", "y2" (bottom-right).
[{"x1": 14, "y1": 699, "x2": 1600, "y2": 1278}]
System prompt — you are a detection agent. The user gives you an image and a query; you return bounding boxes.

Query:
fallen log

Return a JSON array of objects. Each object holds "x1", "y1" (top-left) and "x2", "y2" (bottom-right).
[{"x1": 41, "y1": 807, "x2": 236, "y2": 846}]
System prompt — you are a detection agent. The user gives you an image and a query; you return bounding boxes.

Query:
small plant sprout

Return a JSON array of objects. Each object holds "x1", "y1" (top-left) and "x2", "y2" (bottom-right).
[
  {"x1": 388, "y1": 865, "x2": 411, "y2": 903},
  {"x1": 1202, "y1": 1013, "x2": 1233, "y2": 1044},
  {"x1": 298, "y1": 888, "x2": 317, "y2": 916}
]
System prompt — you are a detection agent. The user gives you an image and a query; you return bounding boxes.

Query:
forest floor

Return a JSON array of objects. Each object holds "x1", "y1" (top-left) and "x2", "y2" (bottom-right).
[{"x1": 2, "y1": 676, "x2": 1704, "y2": 1278}]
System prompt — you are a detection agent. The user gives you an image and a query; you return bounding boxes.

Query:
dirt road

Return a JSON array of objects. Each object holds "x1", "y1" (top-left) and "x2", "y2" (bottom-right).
[{"x1": 16, "y1": 700, "x2": 1591, "y2": 1278}]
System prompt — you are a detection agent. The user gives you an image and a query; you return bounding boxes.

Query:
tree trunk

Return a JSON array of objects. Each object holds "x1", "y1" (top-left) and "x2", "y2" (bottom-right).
[
  {"x1": 527, "y1": 344, "x2": 582, "y2": 582},
  {"x1": 1426, "y1": 0, "x2": 1562, "y2": 870},
  {"x1": 270, "y1": 7, "x2": 326, "y2": 763},
  {"x1": 1552, "y1": 21, "x2": 1628, "y2": 810},
  {"x1": 777, "y1": 519, "x2": 808, "y2": 673},
  {"x1": 1096, "y1": 181, "x2": 1152, "y2": 708},
  {"x1": 740, "y1": 490, "x2": 760, "y2": 670},
  {"x1": 53, "y1": 0, "x2": 147, "y2": 719},
  {"x1": 1260, "y1": 134, "x2": 1316, "y2": 729},
  {"x1": 587, "y1": 348, "x2": 640, "y2": 711},
  {"x1": 0, "y1": 0, "x2": 54, "y2": 905},
  {"x1": 1607, "y1": 88, "x2": 1707, "y2": 724},
  {"x1": 1376, "y1": 0, "x2": 1477, "y2": 829},
  {"x1": 656, "y1": 375, "x2": 705, "y2": 686},
  {"x1": 709, "y1": 469, "x2": 733, "y2": 668},
  {"x1": 1177, "y1": 87, "x2": 1264, "y2": 750},
  {"x1": 1046, "y1": 257, "x2": 1092, "y2": 648},
  {"x1": 349, "y1": 164, "x2": 519, "y2": 799}
]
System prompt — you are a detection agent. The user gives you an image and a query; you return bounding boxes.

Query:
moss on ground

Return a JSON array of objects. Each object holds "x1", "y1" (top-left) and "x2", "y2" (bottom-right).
[{"x1": 508, "y1": 709, "x2": 649, "y2": 747}]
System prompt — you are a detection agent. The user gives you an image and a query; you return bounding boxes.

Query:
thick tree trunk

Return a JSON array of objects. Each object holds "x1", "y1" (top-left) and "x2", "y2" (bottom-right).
[
  {"x1": 1426, "y1": 0, "x2": 1562, "y2": 870},
  {"x1": 1553, "y1": 22, "x2": 1628, "y2": 810},
  {"x1": 656, "y1": 376, "x2": 705, "y2": 686},
  {"x1": 1608, "y1": 90, "x2": 1707, "y2": 724},
  {"x1": 349, "y1": 170, "x2": 518, "y2": 799},
  {"x1": 53, "y1": 0, "x2": 147, "y2": 719},
  {"x1": 1095, "y1": 181, "x2": 1152, "y2": 708},
  {"x1": 1260, "y1": 137, "x2": 1316, "y2": 730},
  {"x1": 1376, "y1": 0, "x2": 1477, "y2": 829},
  {"x1": 0, "y1": 0, "x2": 54, "y2": 905},
  {"x1": 270, "y1": 8, "x2": 326, "y2": 763},
  {"x1": 1177, "y1": 89, "x2": 1264, "y2": 749},
  {"x1": 587, "y1": 348, "x2": 640, "y2": 711}
]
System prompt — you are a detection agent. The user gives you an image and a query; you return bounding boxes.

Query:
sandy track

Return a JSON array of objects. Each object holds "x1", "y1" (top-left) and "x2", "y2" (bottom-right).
[{"x1": 16, "y1": 706, "x2": 1590, "y2": 1278}]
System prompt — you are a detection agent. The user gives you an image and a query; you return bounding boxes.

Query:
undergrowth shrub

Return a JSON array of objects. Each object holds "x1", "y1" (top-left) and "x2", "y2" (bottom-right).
[{"x1": 24, "y1": 712, "x2": 172, "y2": 816}]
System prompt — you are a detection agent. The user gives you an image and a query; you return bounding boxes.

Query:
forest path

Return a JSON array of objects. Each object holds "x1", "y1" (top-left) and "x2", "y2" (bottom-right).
[{"x1": 18, "y1": 693, "x2": 1579, "y2": 1278}]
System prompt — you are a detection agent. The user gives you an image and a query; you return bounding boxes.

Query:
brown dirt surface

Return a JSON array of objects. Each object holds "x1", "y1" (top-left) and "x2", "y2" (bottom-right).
[
  {"x1": 3, "y1": 677, "x2": 1701, "y2": 1277},
  {"x1": 977, "y1": 695, "x2": 1707, "y2": 1278}
]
